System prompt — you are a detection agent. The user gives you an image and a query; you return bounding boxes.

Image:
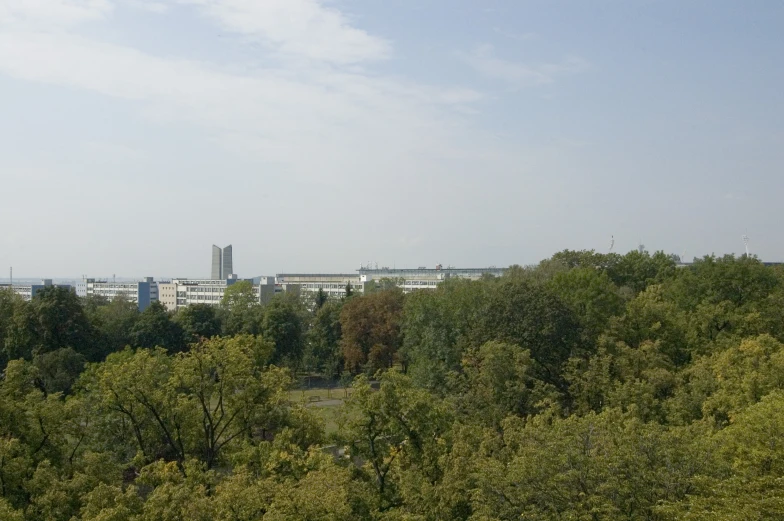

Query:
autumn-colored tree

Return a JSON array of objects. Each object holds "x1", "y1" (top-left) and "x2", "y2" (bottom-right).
[{"x1": 339, "y1": 289, "x2": 404, "y2": 373}]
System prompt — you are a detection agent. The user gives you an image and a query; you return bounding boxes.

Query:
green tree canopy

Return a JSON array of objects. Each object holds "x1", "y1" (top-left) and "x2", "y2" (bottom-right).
[
  {"x1": 130, "y1": 301, "x2": 184, "y2": 352},
  {"x1": 473, "y1": 276, "x2": 582, "y2": 389},
  {"x1": 29, "y1": 286, "x2": 95, "y2": 359},
  {"x1": 87, "y1": 295, "x2": 140, "y2": 359},
  {"x1": 221, "y1": 281, "x2": 262, "y2": 336},
  {"x1": 261, "y1": 295, "x2": 305, "y2": 367},
  {"x1": 305, "y1": 300, "x2": 343, "y2": 377},
  {"x1": 174, "y1": 304, "x2": 223, "y2": 345}
]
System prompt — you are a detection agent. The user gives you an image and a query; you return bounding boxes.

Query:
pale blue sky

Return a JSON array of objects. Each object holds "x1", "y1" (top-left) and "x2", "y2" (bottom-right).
[{"x1": 1, "y1": 0, "x2": 782, "y2": 278}]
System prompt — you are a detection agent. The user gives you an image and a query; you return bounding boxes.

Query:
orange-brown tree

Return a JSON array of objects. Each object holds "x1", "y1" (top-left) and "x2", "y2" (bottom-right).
[{"x1": 339, "y1": 289, "x2": 405, "y2": 373}]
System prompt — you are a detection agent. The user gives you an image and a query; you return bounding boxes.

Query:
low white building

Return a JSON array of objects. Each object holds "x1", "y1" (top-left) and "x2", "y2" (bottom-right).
[
  {"x1": 158, "y1": 276, "x2": 276, "y2": 312},
  {"x1": 76, "y1": 277, "x2": 158, "y2": 311},
  {"x1": 275, "y1": 273, "x2": 365, "y2": 299},
  {"x1": 358, "y1": 266, "x2": 506, "y2": 293},
  {"x1": 0, "y1": 279, "x2": 71, "y2": 300},
  {"x1": 274, "y1": 266, "x2": 506, "y2": 297}
]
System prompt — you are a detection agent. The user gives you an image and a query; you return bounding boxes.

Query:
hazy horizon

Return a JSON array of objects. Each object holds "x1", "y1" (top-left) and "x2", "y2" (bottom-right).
[
  {"x1": 0, "y1": 246, "x2": 776, "y2": 281},
  {"x1": 2, "y1": 1, "x2": 782, "y2": 277}
]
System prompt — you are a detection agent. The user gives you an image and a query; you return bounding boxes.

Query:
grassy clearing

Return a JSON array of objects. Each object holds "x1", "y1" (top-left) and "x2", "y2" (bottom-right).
[
  {"x1": 286, "y1": 386, "x2": 353, "y2": 436},
  {"x1": 310, "y1": 403, "x2": 344, "y2": 435},
  {"x1": 287, "y1": 386, "x2": 352, "y2": 403}
]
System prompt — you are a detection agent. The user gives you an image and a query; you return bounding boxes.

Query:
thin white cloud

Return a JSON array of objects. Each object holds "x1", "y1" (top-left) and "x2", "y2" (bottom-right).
[
  {"x1": 123, "y1": 0, "x2": 168, "y2": 13},
  {"x1": 82, "y1": 140, "x2": 149, "y2": 161},
  {"x1": 462, "y1": 43, "x2": 589, "y2": 86},
  {"x1": 177, "y1": 0, "x2": 391, "y2": 65},
  {"x1": 437, "y1": 87, "x2": 485, "y2": 105},
  {"x1": 0, "y1": 0, "x2": 460, "y2": 165},
  {"x1": 0, "y1": 22, "x2": 486, "y2": 181},
  {"x1": 0, "y1": 0, "x2": 112, "y2": 28},
  {"x1": 492, "y1": 28, "x2": 537, "y2": 41},
  {"x1": 1, "y1": 0, "x2": 390, "y2": 64}
]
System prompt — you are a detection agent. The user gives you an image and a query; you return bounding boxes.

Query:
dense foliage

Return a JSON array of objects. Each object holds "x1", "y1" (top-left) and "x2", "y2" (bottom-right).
[{"x1": 2, "y1": 251, "x2": 784, "y2": 519}]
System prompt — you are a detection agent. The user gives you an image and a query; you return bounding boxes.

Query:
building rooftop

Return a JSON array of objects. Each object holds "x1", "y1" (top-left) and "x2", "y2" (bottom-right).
[
  {"x1": 277, "y1": 274, "x2": 360, "y2": 278},
  {"x1": 357, "y1": 267, "x2": 506, "y2": 274}
]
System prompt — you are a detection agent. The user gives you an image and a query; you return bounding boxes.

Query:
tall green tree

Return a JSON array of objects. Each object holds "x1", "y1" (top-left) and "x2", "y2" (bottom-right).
[
  {"x1": 0, "y1": 290, "x2": 28, "y2": 367},
  {"x1": 314, "y1": 288, "x2": 328, "y2": 310},
  {"x1": 547, "y1": 267, "x2": 624, "y2": 342},
  {"x1": 32, "y1": 347, "x2": 86, "y2": 395},
  {"x1": 79, "y1": 336, "x2": 291, "y2": 469},
  {"x1": 130, "y1": 301, "x2": 184, "y2": 352},
  {"x1": 453, "y1": 341, "x2": 560, "y2": 426},
  {"x1": 549, "y1": 249, "x2": 621, "y2": 271},
  {"x1": 221, "y1": 281, "x2": 262, "y2": 336},
  {"x1": 340, "y1": 372, "x2": 452, "y2": 509},
  {"x1": 261, "y1": 295, "x2": 305, "y2": 367},
  {"x1": 29, "y1": 286, "x2": 95, "y2": 359},
  {"x1": 469, "y1": 410, "x2": 701, "y2": 521},
  {"x1": 474, "y1": 277, "x2": 582, "y2": 389},
  {"x1": 669, "y1": 254, "x2": 778, "y2": 310},
  {"x1": 88, "y1": 295, "x2": 139, "y2": 359},
  {"x1": 402, "y1": 278, "x2": 490, "y2": 391},
  {"x1": 174, "y1": 304, "x2": 223, "y2": 345},
  {"x1": 305, "y1": 300, "x2": 343, "y2": 377},
  {"x1": 605, "y1": 284, "x2": 691, "y2": 366},
  {"x1": 609, "y1": 249, "x2": 677, "y2": 294}
]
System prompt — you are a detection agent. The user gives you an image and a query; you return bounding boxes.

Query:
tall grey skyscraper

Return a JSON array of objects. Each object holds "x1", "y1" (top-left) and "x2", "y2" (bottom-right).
[
  {"x1": 211, "y1": 245, "x2": 234, "y2": 279},
  {"x1": 211, "y1": 245, "x2": 222, "y2": 280},
  {"x1": 222, "y1": 245, "x2": 233, "y2": 278}
]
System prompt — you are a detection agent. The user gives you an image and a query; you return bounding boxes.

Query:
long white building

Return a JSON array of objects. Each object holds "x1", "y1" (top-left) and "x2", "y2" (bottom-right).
[
  {"x1": 359, "y1": 266, "x2": 506, "y2": 292},
  {"x1": 158, "y1": 276, "x2": 276, "y2": 312},
  {"x1": 76, "y1": 277, "x2": 158, "y2": 311},
  {"x1": 275, "y1": 273, "x2": 365, "y2": 299},
  {"x1": 0, "y1": 279, "x2": 72, "y2": 300},
  {"x1": 275, "y1": 266, "x2": 506, "y2": 298}
]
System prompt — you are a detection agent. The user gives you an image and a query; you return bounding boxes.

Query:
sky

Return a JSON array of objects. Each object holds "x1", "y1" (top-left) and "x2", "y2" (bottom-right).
[{"x1": 1, "y1": 0, "x2": 783, "y2": 279}]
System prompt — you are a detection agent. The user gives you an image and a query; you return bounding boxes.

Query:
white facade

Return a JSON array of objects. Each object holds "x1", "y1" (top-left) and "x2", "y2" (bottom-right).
[
  {"x1": 158, "y1": 282, "x2": 177, "y2": 311},
  {"x1": 359, "y1": 266, "x2": 505, "y2": 293},
  {"x1": 275, "y1": 274, "x2": 365, "y2": 299},
  {"x1": 2, "y1": 284, "x2": 34, "y2": 300},
  {"x1": 174, "y1": 279, "x2": 231, "y2": 309},
  {"x1": 79, "y1": 277, "x2": 157, "y2": 310},
  {"x1": 0, "y1": 279, "x2": 69, "y2": 301},
  {"x1": 159, "y1": 277, "x2": 273, "y2": 312},
  {"x1": 275, "y1": 267, "x2": 506, "y2": 296}
]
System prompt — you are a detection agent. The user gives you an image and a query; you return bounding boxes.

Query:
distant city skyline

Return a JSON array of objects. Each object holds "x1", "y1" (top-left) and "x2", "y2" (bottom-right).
[{"x1": 2, "y1": 1, "x2": 783, "y2": 276}]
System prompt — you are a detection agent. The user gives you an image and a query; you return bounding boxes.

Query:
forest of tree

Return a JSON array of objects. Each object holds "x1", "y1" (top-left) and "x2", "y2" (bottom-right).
[{"x1": 2, "y1": 250, "x2": 784, "y2": 520}]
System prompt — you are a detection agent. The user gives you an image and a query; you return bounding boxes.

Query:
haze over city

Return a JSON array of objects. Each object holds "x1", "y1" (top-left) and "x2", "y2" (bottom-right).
[{"x1": 2, "y1": 1, "x2": 783, "y2": 277}]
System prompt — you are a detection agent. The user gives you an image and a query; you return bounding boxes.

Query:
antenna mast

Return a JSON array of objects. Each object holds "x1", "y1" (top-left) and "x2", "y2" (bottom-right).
[
  {"x1": 609, "y1": 235, "x2": 615, "y2": 252},
  {"x1": 742, "y1": 234, "x2": 750, "y2": 257}
]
